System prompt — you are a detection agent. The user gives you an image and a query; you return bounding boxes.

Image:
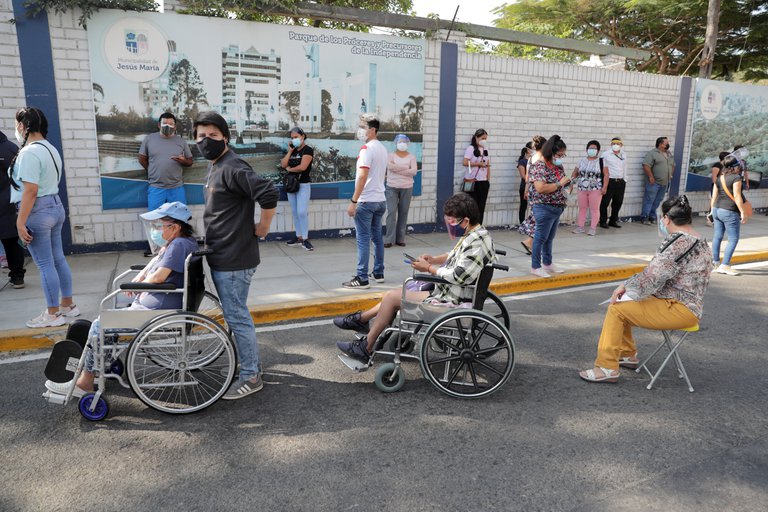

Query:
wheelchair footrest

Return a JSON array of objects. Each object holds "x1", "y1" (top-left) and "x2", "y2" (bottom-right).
[
  {"x1": 42, "y1": 389, "x2": 67, "y2": 405},
  {"x1": 337, "y1": 354, "x2": 371, "y2": 372},
  {"x1": 44, "y1": 340, "x2": 83, "y2": 383}
]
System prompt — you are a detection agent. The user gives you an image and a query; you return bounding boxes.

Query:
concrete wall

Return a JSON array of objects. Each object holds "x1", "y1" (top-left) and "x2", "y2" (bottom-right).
[{"x1": 7, "y1": 5, "x2": 765, "y2": 250}]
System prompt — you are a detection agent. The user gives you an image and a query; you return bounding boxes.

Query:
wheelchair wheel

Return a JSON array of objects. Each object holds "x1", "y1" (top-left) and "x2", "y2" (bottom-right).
[
  {"x1": 197, "y1": 291, "x2": 229, "y2": 335},
  {"x1": 384, "y1": 331, "x2": 416, "y2": 354},
  {"x1": 78, "y1": 393, "x2": 109, "y2": 422},
  {"x1": 483, "y1": 292, "x2": 510, "y2": 329},
  {"x1": 374, "y1": 363, "x2": 405, "y2": 393},
  {"x1": 419, "y1": 310, "x2": 514, "y2": 399},
  {"x1": 126, "y1": 312, "x2": 236, "y2": 414}
]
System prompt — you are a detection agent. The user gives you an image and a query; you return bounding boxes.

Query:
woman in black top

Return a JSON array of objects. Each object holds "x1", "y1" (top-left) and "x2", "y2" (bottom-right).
[
  {"x1": 517, "y1": 143, "x2": 532, "y2": 225},
  {"x1": 710, "y1": 155, "x2": 747, "y2": 275},
  {"x1": 280, "y1": 127, "x2": 314, "y2": 251}
]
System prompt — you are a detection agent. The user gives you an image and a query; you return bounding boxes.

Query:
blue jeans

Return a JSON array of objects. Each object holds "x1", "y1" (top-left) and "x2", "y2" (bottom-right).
[
  {"x1": 641, "y1": 182, "x2": 666, "y2": 220},
  {"x1": 354, "y1": 201, "x2": 386, "y2": 279},
  {"x1": 287, "y1": 183, "x2": 311, "y2": 239},
  {"x1": 25, "y1": 195, "x2": 73, "y2": 308},
  {"x1": 148, "y1": 185, "x2": 186, "y2": 211},
  {"x1": 384, "y1": 185, "x2": 413, "y2": 245},
  {"x1": 211, "y1": 267, "x2": 260, "y2": 380},
  {"x1": 531, "y1": 204, "x2": 564, "y2": 269},
  {"x1": 712, "y1": 208, "x2": 741, "y2": 265}
]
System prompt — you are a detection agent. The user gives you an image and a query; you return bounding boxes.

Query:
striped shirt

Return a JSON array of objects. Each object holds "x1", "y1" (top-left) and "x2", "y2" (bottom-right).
[{"x1": 431, "y1": 225, "x2": 496, "y2": 304}]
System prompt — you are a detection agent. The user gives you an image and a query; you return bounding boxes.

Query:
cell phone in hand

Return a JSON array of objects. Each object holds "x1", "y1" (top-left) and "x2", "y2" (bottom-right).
[
  {"x1": 403, "y1": 252, "x2": 416, "y2": 264},
  {"x1": 17, "y1": 228, "x2": 33, "y2": 249}
]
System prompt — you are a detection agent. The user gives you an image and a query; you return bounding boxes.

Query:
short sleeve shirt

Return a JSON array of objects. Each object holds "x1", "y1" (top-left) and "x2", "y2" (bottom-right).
[
  {"x1": 642, "y1": 148, "x2": 675, "y2": 186},
  {"x1": 287, "y1": 144, "x2": 314, "y2": 183},
  {"x1": 527, "y1": 160, "x2": 568, "y2": 206},
  {"x1": 714, "y1": 173, "x2": 745, "y2": 212},
  {"x1": 137, "y1": 236, "x2": 199, "y2": 310},
  {"x1": 356, "y1": 138, "x2": 387, "y2": 202},
  {"x1": 463, "y1": 145, "x2": 489, "y2": 181},
  {"x1": 138, "y1": 133, "x2": 192, "y2": 189},
  {"x1": 10, "y1": 141, "x2": 62, "y2": 203},
  {"x1": 575, "y1": 157, "x2": 603, "y2": 191}
]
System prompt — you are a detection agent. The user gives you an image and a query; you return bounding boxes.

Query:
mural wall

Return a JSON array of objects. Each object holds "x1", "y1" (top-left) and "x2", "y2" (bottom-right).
[{"x1": 87, "y1": 11, "x2": 425, "y2": 209}]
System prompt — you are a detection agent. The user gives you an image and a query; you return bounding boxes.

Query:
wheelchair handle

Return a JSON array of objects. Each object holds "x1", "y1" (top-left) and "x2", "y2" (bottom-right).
[
  {"x1": 492, "y1": 263, "x2": 509, "y2": 272},
  {"x1": 130, "y1": 264, "x2": 145, "y2": 271},
  {"x1": 193, "y1": 248, "x2": 214, "y2": 256},
  {"x1": 495, "y1": 249, "x2": 507, "y2": 256}
]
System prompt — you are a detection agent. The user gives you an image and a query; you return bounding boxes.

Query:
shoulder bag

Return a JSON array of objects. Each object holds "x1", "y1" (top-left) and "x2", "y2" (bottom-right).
[
  {"x1": 720, "y1": 174, "x2": 752, "y2": 219},
  {"x1": 462, "y1": 164, "x2": 479, "y2": 193}
]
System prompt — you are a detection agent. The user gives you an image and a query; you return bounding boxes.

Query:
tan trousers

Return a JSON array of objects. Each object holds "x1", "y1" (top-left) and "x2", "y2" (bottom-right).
[{"x1": 595, "y1": 297, "x2": 698, "y2": 370}]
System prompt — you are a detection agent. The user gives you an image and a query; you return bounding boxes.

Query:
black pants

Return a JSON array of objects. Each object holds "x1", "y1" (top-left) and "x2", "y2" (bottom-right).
[
  {"x1": 518, "y1": 180, "x2": 528, "y2": 224},
  {"x1": 1, "y1": 237, "x2": 26, "y2": 281},
  {"x1": 468, "y1": 180, "x2": 490, "y2": 224},
  {"x1": 600, "y1": 178, "x2": 626, "y2": 224}
]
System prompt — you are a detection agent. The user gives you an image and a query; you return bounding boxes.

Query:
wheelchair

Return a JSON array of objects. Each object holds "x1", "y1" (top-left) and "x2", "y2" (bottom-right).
[
  {"x1": 338, "y1": 250, "x2": 515, "y2": 399},
  {"x1": 42, "y1": 249, "x2": 237, "y2": 421}
]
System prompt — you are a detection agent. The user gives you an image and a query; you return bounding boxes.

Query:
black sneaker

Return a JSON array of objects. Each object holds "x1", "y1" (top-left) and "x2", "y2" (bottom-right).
[
  {"x1": 370, "y1": 273, "x2": 384, "y2": 283},
  {"x1": 10, "y1": 277, "x2": 25, "y2": 289},
  {"x1": 342, "y1": 276, "x2": 369, "y2": 289},
  {"x1": 608, "y1": 221, "x2": 622, "y2": 228},
  {"x1": 641, "y1": 218, "x2": 652, "y2": 225},
  {"x1": 599, "y1": 223, "x2": 609, "y2": 229},
  {"x1": 336, "y1": 338, "x2": 371, "y2": 363},
  {"x1": 302, "y1": 239, "x2": 314, "y2": 251},
  {"x1": 286, "y1": 237, "x2": 301, "y2": 246},
  {"x1": 333, "y1": 311, "x2": 370, "y2": 333}
]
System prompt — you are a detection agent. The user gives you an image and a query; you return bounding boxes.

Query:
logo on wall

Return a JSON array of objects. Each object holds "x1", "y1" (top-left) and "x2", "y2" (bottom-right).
[
  {"x1": 104, "y1": 18, "x2": 169, "y2": 83},
  {"x1": 699, "y1": 83, "x2": 723, "y2": 120}
]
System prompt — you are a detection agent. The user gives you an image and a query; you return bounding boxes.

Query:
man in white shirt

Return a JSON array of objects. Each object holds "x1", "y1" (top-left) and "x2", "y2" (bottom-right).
[
  {"x1": 599, "y1": 137, "x2": 627, "y2": 229},
  {"x1": 343, "y1": 114, "x2": 388, "y2": 288}
]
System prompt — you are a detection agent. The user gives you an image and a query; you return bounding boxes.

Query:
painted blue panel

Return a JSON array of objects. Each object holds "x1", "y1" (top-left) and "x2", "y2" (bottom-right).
[{"x1": 436, "y1": 42, "x2": 458, "y2": 223}]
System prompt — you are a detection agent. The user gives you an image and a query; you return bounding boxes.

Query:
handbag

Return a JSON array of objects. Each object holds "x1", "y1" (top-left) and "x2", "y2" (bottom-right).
[
  {"x1": 462, "y1": 164, "x2": 479, "y2": 193},
  {"x1": 284, "y1": 172, "x2": 300, "y2": 193},
  {"x1": 719, "y1": 175, "x2": 752, "y2": 219}
]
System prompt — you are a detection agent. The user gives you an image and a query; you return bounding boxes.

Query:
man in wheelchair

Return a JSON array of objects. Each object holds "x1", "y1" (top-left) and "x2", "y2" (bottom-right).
[
  {"x1": 335, "y1": 193, "x2": 496, "y2": 362},
  {"x1": 44, "y1": 202, "x2": 198, "y2": 397}
]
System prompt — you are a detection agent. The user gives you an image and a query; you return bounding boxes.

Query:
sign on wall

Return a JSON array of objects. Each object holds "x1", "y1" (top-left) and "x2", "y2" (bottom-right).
[
  {"x1": 686, "y1": 78, "x2": 768, "y2": 192},
  {"x1": 87, "y1": 10, "x2": 425, "y2": 210}
]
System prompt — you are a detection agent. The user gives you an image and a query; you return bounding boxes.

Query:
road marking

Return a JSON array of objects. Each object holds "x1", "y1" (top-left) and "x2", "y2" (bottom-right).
[
  {"x1": 501, "y1": 281, "x2": 620, "y2": 301},
  {"x1": 0, "y1": 352, "x2": 50, "y2": 365}
]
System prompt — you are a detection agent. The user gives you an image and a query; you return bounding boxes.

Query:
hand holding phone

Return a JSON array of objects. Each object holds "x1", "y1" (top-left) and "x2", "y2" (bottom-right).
[{"x1": 403, "y1": 252, "x2": 417, "y2": 265}]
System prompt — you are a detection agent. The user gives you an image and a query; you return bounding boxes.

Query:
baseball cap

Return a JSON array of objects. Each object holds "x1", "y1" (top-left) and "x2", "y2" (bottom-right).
[{"x1": 140, "y1": 202, "x2": 192, "y2": 222}]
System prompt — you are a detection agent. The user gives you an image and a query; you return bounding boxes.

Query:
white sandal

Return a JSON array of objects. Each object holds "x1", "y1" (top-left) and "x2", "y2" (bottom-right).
[{"x1": 579, "y1": 367, "x2": 619, "y2": 383}]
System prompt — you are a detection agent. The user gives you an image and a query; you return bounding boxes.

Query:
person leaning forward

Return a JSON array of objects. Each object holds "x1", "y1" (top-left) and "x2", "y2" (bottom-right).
[{"x1": 193, "y1": 111, "x2": 278, "y2": 401}]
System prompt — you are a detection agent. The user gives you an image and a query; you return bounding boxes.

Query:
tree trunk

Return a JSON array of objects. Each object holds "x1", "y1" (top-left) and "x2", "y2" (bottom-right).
[{"x1": 699, "y1": 0, "x2": 720, "y2": 78}]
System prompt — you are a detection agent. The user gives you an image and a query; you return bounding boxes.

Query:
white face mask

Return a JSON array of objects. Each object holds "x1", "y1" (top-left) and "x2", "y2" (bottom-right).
[
  {"x1": 396, "y1": 142, "x2": 408, "y2": 152},
  {"x1": 477, "y1": 139, "x2": 487, "y2": 147},
  {"x1": 356, "y1": 128, "x2": 368, "y2": 141},
  {"x1": 612, "y1": 144, "x2": 621, "y2": 152}
]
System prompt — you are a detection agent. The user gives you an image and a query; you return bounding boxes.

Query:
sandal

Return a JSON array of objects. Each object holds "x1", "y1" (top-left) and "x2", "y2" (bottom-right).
[
  {"x1": 520, "y1": 241, "x2": 532, "y2": 255},
  {"x1": 619, "y1": 356, "x2": 640, "y2": 370},
  {"x1": 579, "y1": 367, "x2": 619, "y2": 383}
]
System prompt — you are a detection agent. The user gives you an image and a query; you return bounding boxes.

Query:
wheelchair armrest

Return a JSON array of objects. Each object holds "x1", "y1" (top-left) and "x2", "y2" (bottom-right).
[
  {"x1": 495, "y1": 249, "x2": 507, "y2": 256},
  {"x1": 193, "y1": 247, "x2": 213, "y2": 256},
  {"x1": 492, "y1": 263, "x2": 509, "y2": 272},
  {"x1": 119, "y1": 282, "x2": 178, "y2": 291},
  {"x1": 129, "y1": 265, "x2": 145, "y2": 271},
  {"x1": 411, "y1": 273, "x2": 451, "y2": 285}
]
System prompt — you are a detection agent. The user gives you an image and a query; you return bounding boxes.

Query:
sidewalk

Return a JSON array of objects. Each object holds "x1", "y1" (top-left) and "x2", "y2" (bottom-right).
[{"x1": 2, "y1": 215, "x2": 767, "y2": 352}]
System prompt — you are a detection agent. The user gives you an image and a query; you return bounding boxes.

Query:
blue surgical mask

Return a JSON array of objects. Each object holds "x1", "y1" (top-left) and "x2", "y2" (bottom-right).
[
  {"x1": 587, "y1": 148, "x2": 598, "y2": 157},
  {"x1": 553, "y1": 158, "x2": 563, "y2": 167},
  {"x1": 658, "y1": 217, "x2": 669, "y2": 237},
  {"x1": 150, "y1": 229, "x2": 167, "y2": 247},
  {"x1": 292, "y1": 137, "x2": 302, "y2": 147}
]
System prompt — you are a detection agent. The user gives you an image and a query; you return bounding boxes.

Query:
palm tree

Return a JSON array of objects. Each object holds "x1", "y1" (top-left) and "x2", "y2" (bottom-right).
[{"x1": 402, "y1": 95, "x2": 424, "y2": 132}]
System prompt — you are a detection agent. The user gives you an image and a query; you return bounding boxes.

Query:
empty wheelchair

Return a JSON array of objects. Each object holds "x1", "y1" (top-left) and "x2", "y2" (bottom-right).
[
  {"x1": 42, "y1": 249, "x2": 236, "y2": 421},
  {"x1": 338, "y1": 250, "x2": 515, "y2": 399}
]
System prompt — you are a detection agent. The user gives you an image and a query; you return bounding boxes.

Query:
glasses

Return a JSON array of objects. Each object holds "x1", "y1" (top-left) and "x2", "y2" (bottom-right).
[
  {"x1": 555, "y1": 153, "x2": 567, "y2": 158},
  {"x1": 150, "y1": 222, "x2": 175, "y2": 230}
]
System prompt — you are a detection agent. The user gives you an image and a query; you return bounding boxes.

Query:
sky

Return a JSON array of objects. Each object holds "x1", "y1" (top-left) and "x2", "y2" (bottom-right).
[{"x1": 410, "y1": 0, "x2": 505, "y2": 27}]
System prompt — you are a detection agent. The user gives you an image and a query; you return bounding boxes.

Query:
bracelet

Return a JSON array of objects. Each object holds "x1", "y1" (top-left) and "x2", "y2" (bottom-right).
[{"x1": 350, "y1": 199, "x2": 357, "y2": 204}]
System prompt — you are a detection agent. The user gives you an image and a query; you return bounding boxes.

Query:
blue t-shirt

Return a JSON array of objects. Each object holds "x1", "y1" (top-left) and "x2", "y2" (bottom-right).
[{"x1": 137, "y1": 236, "x2": 198, "y2": 310}]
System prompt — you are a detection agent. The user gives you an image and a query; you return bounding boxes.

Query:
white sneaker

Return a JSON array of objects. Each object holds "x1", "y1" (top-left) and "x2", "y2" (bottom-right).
[
  {"x1": 44, "y1": 379, "x2": 87, "y2": 398},
  {"x1": 531, "y1": 267, "x2": 552, "y2": 278},
  {"x1": 587, "y1": 228, "x2": 596, "y2": 236},
  {"x1": 543, "y1": 264, "x2": 565, "y2": 274},
  {"x1": 717, "y1": 265, "x2": 740, "y2": 276},
  {"x1": 572, "y1": 227, "x2": 585, "y2": 234},
  {"x1": 26, "y1": 311, "x2": 66, "y2": 328},
  {"x1": 59, "y1": 304, "x2": 81, "y2": 317}
]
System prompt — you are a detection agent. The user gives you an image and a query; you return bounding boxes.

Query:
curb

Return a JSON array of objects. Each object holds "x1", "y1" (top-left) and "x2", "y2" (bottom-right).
[{"x1": 3, "y1": 251, "x2": 767, "y2": 354}]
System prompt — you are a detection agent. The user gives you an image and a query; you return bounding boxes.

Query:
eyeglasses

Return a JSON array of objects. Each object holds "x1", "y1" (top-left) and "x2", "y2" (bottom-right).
[{"x1": 150, "y1": 222, "x2": 175, "y2": 230}]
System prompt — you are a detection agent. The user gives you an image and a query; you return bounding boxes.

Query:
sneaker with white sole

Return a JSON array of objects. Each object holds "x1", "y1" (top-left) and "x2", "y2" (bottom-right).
[
  {"x1": 531, "y1": 267, "x2": 552, "y2": 278},
  {"x1": 587, "y1": 228, "x2": 596, "y2": 236},
  {"x1": 370, "y1": 272, "x2": 384, "y2": 283},
  {"x1": 342, "y1": 276, "x2": 370, "y2": 289},
  {"x1": 572, "y1": 227, "x2": 585, "y2": 234},
  {"x1": 543, "y1": 264, "x2": 565, "y2": 274},
  {"x1": 716, "y1": 264, "x2": 739, "y2": 276},
  {"x1": 302, "y1": 239, "x2": 314, "y2": 251},
  {"x1": 59, "y1": 304, "x2": 81, "y2": 318},
  {"x1": 45, "y1": 379, "x2": 89, "y2": 398},
  {"x1": 26, "y1": 310, "x2": 66, "y2": 328},
  {"x1": 222, "y1": 374, "x2": 264, "y2": 400}
]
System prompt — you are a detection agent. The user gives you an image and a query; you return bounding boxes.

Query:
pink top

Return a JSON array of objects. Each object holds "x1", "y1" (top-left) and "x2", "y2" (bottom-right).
[
  {"x1": 386, "y1": 152, "x2": 418, "y2": 188},
  {"x1": 463, "y1": 145, "x2": 489, "y2": 181}
]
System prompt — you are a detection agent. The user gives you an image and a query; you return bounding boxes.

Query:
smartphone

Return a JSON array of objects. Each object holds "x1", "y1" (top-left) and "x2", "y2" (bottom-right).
[
  {"x1": 17, "y1": 228, "x2": 33, "y2": 249},
  {"x1": 403, "y1": 252, "x2": 416, "y2": 265}
]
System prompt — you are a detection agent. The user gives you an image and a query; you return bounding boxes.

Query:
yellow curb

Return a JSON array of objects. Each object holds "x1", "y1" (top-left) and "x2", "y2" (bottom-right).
[{"x1": 3, "y1": 250, "x2": 767, "y2": 354}]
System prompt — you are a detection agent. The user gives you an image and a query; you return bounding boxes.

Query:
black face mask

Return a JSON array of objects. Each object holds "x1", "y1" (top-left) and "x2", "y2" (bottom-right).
[
  {"x1": 663, "y1": 143, "x2": 670, "y2": 150},
  {"x1": 197, "y1": 137, "x2": 226, "y2": 161}
]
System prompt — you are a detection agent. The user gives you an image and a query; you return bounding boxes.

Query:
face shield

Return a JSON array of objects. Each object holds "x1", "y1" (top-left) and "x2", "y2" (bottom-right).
[
  {"x1": 444, "y1": 215, "x2": 467, "y2": 240},
  {"x1": 141, "y1": 217, "x2": 172, "y2": 255}
]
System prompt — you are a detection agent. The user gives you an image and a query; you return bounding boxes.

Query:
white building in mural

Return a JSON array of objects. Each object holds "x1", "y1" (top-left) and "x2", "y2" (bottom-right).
[{"x1": 221, "y1": 45, "x2": 281, "y2": 133}]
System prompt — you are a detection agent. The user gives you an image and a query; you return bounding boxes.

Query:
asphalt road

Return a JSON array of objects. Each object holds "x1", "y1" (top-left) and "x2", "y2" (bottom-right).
[{"x1": 1, "y1": 263, "x2": 767, "y2": 512}]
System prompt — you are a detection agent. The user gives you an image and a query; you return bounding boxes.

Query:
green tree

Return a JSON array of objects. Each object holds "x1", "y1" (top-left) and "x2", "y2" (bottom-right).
[
  {"x1": 321, "y1": 89, "x2": 333, "y2": 133},
  {"x1": 168, "y1": 58, "x2": 208, "y2": 135},
  {"x1": 280, "y1": 91, "x2": 301, "y2": 126},
  {"x1": 491, "y1": 0, "x2": 768, "y2": 80},
  {"x1": 24, "y1": 0, "x2": 158, "y2": 26},
  {"x1": 402, "y1": 94, "x2": 423, "y2": 131}
]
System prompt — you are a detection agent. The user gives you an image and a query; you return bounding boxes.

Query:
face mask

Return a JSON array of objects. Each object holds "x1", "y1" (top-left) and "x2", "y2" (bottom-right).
[
  {"x1": 292, "y1": 137, "x2": 303, "y2": 147},
  {"x1": 663, "y1": 143, "x2": 670, "y2": 150},
  {"x1": 356, "y1": 128, "x2": 368, "y2": 141},
  {"x1": 587, "y1": 148, "x2": 598, "y2": 157},
  {"x1": 160, "y1": 124, "x2": 175, "y2": 136},
  {"x1": 396, "y1": 142, "x2": 408, "y2": 152},
  {"x1": 445, "y1": 216, "x2": 467, "y2": 240},
  {"x1": 197, "y1": 137, "x2": 226, "y2": 161},
  {"x1": 150, "y1": 229, "x2": 167, "y2": 247},
  {"x1": 553, "y1": 158, "x2": 563, "y2": 167},
  {"x1": 477, "y1": 139, "x2": 487, "y2": 147},
  {"x1": 612, "y1": 144, "x2": 621, "y2": 152},
  {"x1": 15, "y1": 126, "x2": 24, "y2": 145},
  {"x1": 658, "y1": 217, "x2": 669, "y2": 238}
]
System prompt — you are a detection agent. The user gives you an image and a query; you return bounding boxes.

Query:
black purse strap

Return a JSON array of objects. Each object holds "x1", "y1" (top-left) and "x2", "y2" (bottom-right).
[{"x1": 29, "y1": 141, "x2": 60, "y2": 181}]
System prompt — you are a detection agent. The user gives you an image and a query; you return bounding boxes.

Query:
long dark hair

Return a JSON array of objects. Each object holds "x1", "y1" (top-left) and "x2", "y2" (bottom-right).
[
  {"x1": 8, "y1": 107, "x2": 49, "y2": 191},
  {"x1": 661, "y1": 195, "x2": 692, "y2": 226},
  {"x1": 531, "y1": 135, "x2": 546, "y2": 152},
  {"x1": 541, "y1": 135, "x2": 567, "y2": 163},
  {"x1": 471, "y1": 128, "x2": 487, "y2": 158}
]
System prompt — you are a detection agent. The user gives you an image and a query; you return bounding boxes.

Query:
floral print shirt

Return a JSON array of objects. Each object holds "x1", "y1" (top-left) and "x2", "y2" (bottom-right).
[
  {"x1": 527, "y1": 160, "x2": 568, "y2": 207},
  {"x1": 624, "y1": 232, "x2": 712, "y2": 318}
]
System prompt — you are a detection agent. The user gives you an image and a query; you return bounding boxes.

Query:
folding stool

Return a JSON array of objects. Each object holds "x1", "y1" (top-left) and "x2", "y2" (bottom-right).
[{"x1": 636, "y1": 324, "x2": 698, "y2": 392}]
